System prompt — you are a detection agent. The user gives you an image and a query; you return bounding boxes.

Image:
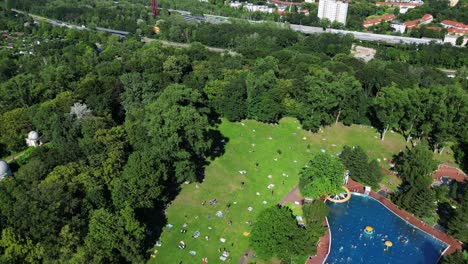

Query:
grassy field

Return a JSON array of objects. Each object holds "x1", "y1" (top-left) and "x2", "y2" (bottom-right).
[{"x1": 149, "y1": 118, "x2": 453, "y2": 264}]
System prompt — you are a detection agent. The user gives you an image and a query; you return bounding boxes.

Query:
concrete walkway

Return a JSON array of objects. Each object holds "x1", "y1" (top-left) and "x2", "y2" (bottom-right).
[
  {"x1": 237, "y1": 250, "x2": 252, "y2": 264},
  {"x1": 278, "y1": 185, "x2": 303, "y2": 206}
]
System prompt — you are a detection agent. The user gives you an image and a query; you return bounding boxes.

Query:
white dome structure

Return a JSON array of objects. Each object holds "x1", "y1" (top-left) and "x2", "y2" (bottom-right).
[
  {"x1": 25, "y1": 130, "x2": 42, "y2": 147},
  {"x1": 0, "y1": 160, "x2": 11, "y2": 179},
  {"x1": 28, "y1": 131, "x2": 40, "y2": 140}
]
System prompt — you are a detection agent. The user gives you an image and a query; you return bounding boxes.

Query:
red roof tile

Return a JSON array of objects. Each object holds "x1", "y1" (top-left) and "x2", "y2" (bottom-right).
[
  {"x1": 376, "y1": 2, "x2": 423, "y2": 7},
  {"x1": 271, "y1": 0, "x2": 302, "y2": 5},
  {"x1": 363, "y1": 14, "x2": 395, "y2": 26},
  {"x1": 404, "y1": 19, "x2": 420, "y2": 28},
  {"x1": 433, "y1": 164, "x2": 467, "y2": 183},
  {"x1": 448, "y1": 28, "x2": 468, "y2": 35},
  {"x1": 441, "y1": 20, "x2": 468, "y2": 29},
  {"x1": 421, "y1": 14, "x2": 433, "y2": 22}
]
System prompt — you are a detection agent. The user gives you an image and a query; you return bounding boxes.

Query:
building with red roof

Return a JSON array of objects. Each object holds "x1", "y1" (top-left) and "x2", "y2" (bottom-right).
[
  {"x1": 376, "y1": 2, "x2": 423, "y2": 7},
  {"x1": 271, "y1": 0, "x2": 302, "y2": 5},
  {"x1": 447, "y1": 28, "x2": 468, "y2": 35},
  {"x1": 432, "y1": 164, "x2": 467, "y2": 186},
  {"x1": 441, "y1": 20, "x2": 468, "y2": 30},
  {"x1": 420, "y1": 14, "x2": 433, "y2": 25},
  {"x1": 363, "y1": 14, "x2": 396, "y2": 27},
  {"x1": 404, "y1": 14, "x2": 434, "y2": 30},
  {"x1": 404, "y1": 19, "x2": 420, "y2": 29}
]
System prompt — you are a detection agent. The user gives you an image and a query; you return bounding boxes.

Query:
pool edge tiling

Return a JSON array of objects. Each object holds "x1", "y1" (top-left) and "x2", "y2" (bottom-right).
[{"x1": 324, "y1": 193, "x2": 448, "y2": 264}]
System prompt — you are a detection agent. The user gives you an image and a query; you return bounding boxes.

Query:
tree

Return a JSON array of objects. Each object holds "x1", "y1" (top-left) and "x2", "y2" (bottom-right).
[
  {"x1": 330, "y1": 73, "x2": 362, "y2": 124},
  {"x1": 373, "y1": 86, "x2": 409, "y2": 141},
  {"x1": 162, "y1": 55, "x2": 191, "y2": 83},
  {"x1": 299, "y1": 153, "x2": 345, "y2": 198},
  {"x1": 299, "y1": 68, "x2": 338, "y2": 131},
  {"x1": 204, "y1": 70, "x2": 248, "y2": 121},
  {"x1": 0, "y1": 228, "x2": 45, "y2": 263},
  {"x1": 0, "y1": 74, "x2": 37, "y2": 108},
  {"x1": 120, "y1": 72, "x2": 159, "y2": 112},
  {"x1": 340, "y1": 146, "x2": 383, "y2": 188},
  {"x1": 392, "y1": 143, "x2": 438, "y2": 219},
  {"x1": 393, "y1": 186, "x2": 436, "y2": 218},
  {"x1": 92, "y1": 126, "x2": 130, "y2": 186},
  {"x1": 296, "y1": 68, "x2": 362, "y2": 131},
  {"x1": 143, "y1": 84, "x2": 213, "y2": 183},
  {"x1": 394, "y1": 143, "x2": 437, "y2": 187},
  {"x1": 455, "y1": 36, "x2": 464, "y2": 46},
  {"x1": 0, "y1": 108, "x2": 33, "y2": 152},
  {"x1": 440, "y1": 250, "x2": 468, "y2": 264},
  {"x1": 84, "y1": 206, "x2": 145, "y2": 263},
  {"x1": 250, "y1": 206, "x2": 316, "y2": 261},
  {"x1": 320, "y1": 18, "x2": 331, "y2": 30},
  {"x1": 427, "y1": 85, "x2": 466, "y2": 155},
  {"x1": 400, "y1": 88, "x2": 431, "y2": 142},
  {"x1": 356, "y1": 60, "x2": 388, "y2": 97},
  {"x1": 302, "y1": 201, "x2": 329, "y2": 233},
  {"x1": 246, "y1": 57, "x2": 283, "y2": 122},
  {"x1": 112, "y1": 151, "x2": 168, "y2": 209},
  {"x1": 447, "y1": 190, "x2": 468, "y2": 243}
]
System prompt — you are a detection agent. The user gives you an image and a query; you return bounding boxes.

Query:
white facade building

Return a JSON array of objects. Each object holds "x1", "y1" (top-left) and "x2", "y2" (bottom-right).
[
  {"x1": 444, "y1": 34, "x2": 467, "y2": 46},
  {"x1": 244, "y1": 3, "x2": 275, "y2": 13},
  {"x1": 318, "y1": 0, "x2": 348, "y2": 25},
  {"x1": 230, "y1": 2, "x2": 276, "y2": 13},
  {"x1": 391, "y1": 23, "x2": 407, "y2": 33}
]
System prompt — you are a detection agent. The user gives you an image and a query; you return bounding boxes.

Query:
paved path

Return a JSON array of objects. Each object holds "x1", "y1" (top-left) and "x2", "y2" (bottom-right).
[
  {"x1": 278, "y1": 185, "x2": 303, "y2": 205},
  {"x1": 5, "y1": 148, "x2": 31, "y2": 163},
  {"x1": 237, "y1": 249, "x2": 252, "y2": 264}
]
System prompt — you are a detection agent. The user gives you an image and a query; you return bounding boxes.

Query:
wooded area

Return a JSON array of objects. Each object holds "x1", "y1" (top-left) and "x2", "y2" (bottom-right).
[{"x1": 0, "y1": 5, "x2": 466, "y2": 263}]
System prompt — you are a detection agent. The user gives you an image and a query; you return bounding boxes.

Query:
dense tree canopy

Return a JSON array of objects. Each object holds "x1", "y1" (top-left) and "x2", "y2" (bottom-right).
[
  {"x1": 250, "y1": 206, "x2": 317, "y2": 261},
  {"x1": 0, "y1": 6, "x2": 466, "y2": 263},
  {"x1": 299, "y1": 153, "x2": 345, "y2": 198},
  {"x1": 447, "y1": 188, "x2": 468, "y2": 244},
  {"x1": 392, "y1": 143, "x2": 438, "y2": 219},
  {"x1": 340, "y1": 145, "x2": 382, "y2": 188}
]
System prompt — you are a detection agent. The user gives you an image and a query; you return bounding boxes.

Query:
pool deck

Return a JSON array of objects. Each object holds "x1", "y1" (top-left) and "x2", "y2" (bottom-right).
[
  {"x1": 305, "y1": 178, "x2": 463, "y2": 264},
  {"x1": 305, "y1": 229, "x2": 330, "y2": 264}
]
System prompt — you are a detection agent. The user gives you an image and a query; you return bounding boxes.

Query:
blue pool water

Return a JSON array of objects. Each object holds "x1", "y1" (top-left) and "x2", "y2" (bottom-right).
[{"x1": 325, "y1": 194, "x2": 448, "y2": 264}]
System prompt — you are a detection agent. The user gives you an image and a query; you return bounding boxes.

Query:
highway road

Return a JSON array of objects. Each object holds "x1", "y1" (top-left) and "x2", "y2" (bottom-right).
[
  {"x1": 10, "y1": 9, "x2": 460, "y2": 77},
  {"x1": 179, "y1": 11, "x2": 444, "y2": 45},
  {"x1": 290, "y1": 25, "x2": 443, "y2": 45},
  {"x1": 13, "y1": 8, "x2": 444, "y2": 45}
]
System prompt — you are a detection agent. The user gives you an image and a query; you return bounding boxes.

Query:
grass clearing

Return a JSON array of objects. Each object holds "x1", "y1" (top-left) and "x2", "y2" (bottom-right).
[
  {"x1": 283, "y1": 202, "x2": 303, "y2": 217},
  {"x1": 381, "y1": 173, "x2": 401, "y2": 192},
  {"x1": 149, "y1": 118, "x2": 454, "y2": 263}
]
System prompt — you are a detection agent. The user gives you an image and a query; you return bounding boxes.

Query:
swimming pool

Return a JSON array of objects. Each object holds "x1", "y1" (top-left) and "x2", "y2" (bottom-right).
[{"x1": 325, "y1": 193, "x2": 448, "y2": 264}]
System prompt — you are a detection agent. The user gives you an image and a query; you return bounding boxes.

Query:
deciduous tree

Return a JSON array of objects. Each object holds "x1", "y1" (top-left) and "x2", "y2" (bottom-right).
[{"x1": 299, "y1": 153, "x2": 345, "y2": 198}]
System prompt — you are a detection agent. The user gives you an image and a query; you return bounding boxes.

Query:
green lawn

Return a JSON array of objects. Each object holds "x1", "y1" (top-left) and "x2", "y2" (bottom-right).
[{"x1": 149, "y1": 118, "x2": 453, "y2": 263}]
